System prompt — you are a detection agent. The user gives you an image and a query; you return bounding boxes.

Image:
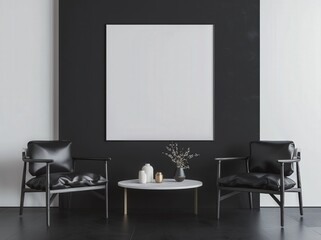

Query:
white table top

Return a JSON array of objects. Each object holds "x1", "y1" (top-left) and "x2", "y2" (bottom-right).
[{"x1": 118, "y1": 179, "x2": 203, "y2": 190}]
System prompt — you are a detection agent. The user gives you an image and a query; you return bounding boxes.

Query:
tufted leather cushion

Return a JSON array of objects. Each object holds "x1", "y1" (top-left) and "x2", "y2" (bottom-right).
[
  {"x1": 218, "y1": 173, "x2": 296, "y2": 191},
  {"x1": 250, "y1": 141, "x2": 295, "y2": 176},
  {"x1": 26, "y1": 172, "x2": 107, "y2": 190},
  {"x1": 28, "y1": 141, "x2": 73, "y2": 176}
]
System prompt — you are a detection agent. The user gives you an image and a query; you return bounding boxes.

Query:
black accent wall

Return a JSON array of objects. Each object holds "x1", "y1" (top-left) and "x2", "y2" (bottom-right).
[{"x1": 59, "y1": 0, "x2": 260, "y2": 211}]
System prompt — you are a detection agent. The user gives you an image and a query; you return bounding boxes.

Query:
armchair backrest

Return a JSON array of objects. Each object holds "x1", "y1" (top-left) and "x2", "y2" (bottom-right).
[
  {"x1": 249, "y1": 141, "x2": 295, "y2": 176},
  {"x1": 27, "y1": 141, "x2": 73, "y2": 176}
]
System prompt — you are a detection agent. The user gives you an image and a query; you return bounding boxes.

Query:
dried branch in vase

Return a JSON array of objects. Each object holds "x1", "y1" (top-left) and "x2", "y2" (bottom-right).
[{"x1": 162, "y1": 142, "x2": 200, "y2": 169}]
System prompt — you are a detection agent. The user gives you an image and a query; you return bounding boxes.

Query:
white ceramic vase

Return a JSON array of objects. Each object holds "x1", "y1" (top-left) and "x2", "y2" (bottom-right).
[
  {"x1": 138, "y1": 170, "x2": 147, "y2": 184},
  {"x1": 142, "y1": 163, "x2": 154, "y2": 183}
]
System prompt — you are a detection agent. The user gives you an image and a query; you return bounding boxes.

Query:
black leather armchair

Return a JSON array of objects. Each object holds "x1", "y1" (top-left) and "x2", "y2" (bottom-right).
[
  {"x1": 215, "y1": 141, "x2": 303, "y2": 227},
  {"x1": 19, "y1": 141, "x2": 111, "y2": 227}
]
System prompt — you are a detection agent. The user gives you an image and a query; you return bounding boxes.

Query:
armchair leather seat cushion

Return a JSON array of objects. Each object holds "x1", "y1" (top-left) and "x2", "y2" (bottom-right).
[
  {"x1": 26, "y1": 172, "x2": 107, "y2": 190},
  {"x1": 218, "y1": 173, "x2": 296, "y2": 191}
]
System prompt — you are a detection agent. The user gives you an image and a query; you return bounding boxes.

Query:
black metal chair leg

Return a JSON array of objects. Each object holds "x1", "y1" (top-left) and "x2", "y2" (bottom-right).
[
  {"x1": 46, "y1": 188, "x2": 50, "y2": 227},
  {"x1": 280, "y1": 163, "x2": 285, "y2": 227},
  {"x1": 296, "y1": 162, "x2": 303, "y2": 216},
  {"x1": 298, "y1": 192, "x2": 303, "y2": 216},
  {"x1": 19, "y1": 190, "x2": 25, "y2": 216},
  {"x1": 46, "y1": 164, "x2": 50, "y2": 227},
  {"x1": 105, "y1": 182, "x2": 109, "y2": 219},
  {"x1": 280, "y1": 193, "x2": 284, "y2": 227},
  {"x1": 105, "y1": 161, "x2": 109, "y2": 219},
  {"x1": 20, "y1": 162, "x2": 27, "y2": 216},
  {"x1": 216, "y1": 160, "x2": 221, "y2": 220},
  {"x1": 217, "y1": 189, "x2": 221, "y2": 219},
  {"x1": 248, "y1": 192, "x2": 253, "y2": 209}
]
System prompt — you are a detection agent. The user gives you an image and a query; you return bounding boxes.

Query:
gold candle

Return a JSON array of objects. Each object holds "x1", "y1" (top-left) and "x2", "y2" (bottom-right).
[{"x1": 155, "y1": 172, "x2": 163, "y2": 183}]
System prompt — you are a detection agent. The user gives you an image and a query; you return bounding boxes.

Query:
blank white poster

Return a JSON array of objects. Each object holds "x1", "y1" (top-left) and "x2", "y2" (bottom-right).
[{"x1": 106, "y1": 24, "x2": 214, "y2": 140}]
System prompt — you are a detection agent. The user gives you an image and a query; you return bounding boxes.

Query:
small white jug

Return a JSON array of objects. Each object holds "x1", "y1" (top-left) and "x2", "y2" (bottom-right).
[
  {"x1": 138, "y1": 170, "x2": 147, "y2": 184},
  {"x1": 142, "y1": 163, "x2": 154, "y2": 183}
]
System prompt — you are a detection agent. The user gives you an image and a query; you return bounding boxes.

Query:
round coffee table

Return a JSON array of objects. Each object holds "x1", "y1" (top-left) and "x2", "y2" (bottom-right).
[{"x1": 118, "y1": 179, "x2": 203, "y2": 215}]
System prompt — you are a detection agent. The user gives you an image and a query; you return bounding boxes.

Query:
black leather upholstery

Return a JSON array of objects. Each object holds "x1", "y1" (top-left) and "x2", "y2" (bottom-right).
[
  {"x1": 250, "y1": 141, "x2": 295, "y2": 176},
  {"x1": 216, "y1": 140, "x2": 303, "y2": 226},
  {"x1": 26, "y1": 172, "x2": 107, "y2": 190},
  {"x1": 21, "y1": 140, "x2": 110, "y2": 227},
  {"x1": 28, "y1": 141, "x2": 73, "y2": 176},
  {"x1": 218, "y1": 173, "x2": 296, "y2": 191}
]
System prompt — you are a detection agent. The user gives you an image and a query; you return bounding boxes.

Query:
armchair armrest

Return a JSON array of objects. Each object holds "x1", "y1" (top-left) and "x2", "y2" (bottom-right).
[
  {"x1": 73, "y1": 157, "x2": 111, "y2": 162},
  {"x1": 215, "y1": 157, "x2": 248, "y2": 162},
  {"x1": 278, "y1": 159, "x2": 300, "y2": 163},
  {"x1": 215, "y1": 157, "x2": 249, "y2": 181},
  {"x1": 73, "y1": 157, "x2": 111, "y2": 180},
  {"x1": 23, "y1": 158, "x2": 54, "y2": 164}
]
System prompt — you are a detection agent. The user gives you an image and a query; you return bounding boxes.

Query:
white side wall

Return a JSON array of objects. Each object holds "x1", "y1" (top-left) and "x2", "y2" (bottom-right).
[
  {"x1": 261, "y1": 0, "x2": 321, "y2": 206},
  {"x1": 0, "y1": 0, "x2": 58, "y2": 206}
]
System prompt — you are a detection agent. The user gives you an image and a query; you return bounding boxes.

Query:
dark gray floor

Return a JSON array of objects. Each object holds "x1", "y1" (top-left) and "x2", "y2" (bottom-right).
[{"x1": 0, "y1": 207, "x2": 321, "y2": 240}]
